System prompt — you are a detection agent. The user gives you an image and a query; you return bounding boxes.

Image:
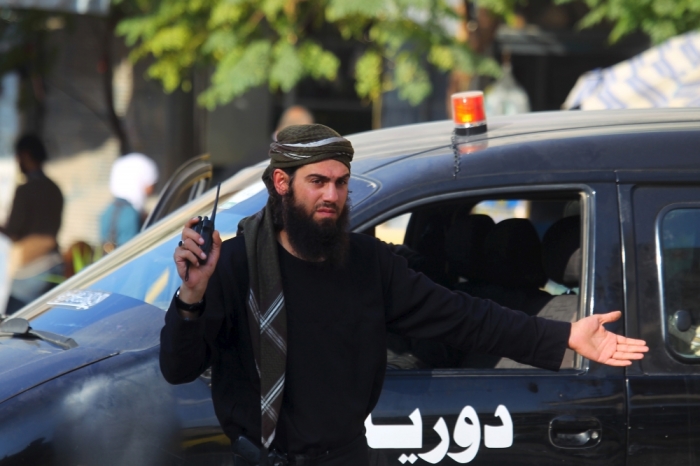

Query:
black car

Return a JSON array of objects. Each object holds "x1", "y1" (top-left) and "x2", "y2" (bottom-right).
[{"x1": 2, "y1": 108, "x2": 700, "y2": 466}]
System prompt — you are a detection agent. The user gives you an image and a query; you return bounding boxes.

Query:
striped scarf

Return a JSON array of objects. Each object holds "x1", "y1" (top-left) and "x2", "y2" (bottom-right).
[{"x1": 239, "y1": 203, "x2": 287, "y2": 448}]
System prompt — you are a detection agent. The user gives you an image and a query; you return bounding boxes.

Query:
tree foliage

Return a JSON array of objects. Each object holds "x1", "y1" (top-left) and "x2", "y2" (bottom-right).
[
  {"x1": 115, "y1": 0, "x2": 500, "y2": 110},
  {"x1": 568, "y1": 0, "x2": 700, "y2": 44},
  {"x1": 0, "y1": 9, "x2": 64, "y2": 129},
  {"x1": 479, "y1": 0, "x2": 700, "y2": 44}
]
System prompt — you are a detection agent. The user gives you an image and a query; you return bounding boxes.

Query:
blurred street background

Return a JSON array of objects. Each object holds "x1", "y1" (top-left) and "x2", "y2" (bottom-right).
[{"x1": 0, "y1": 0, "x2": 697, "y2": 303}]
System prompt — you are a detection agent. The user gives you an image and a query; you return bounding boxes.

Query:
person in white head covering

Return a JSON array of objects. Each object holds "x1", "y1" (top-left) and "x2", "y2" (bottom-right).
[{"x1": 99, "y1": 153, "x2": 159, "y2": 252}]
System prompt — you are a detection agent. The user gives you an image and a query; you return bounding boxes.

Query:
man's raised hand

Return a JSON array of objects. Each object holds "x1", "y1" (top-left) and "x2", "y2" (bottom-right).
[
  {"x1": 568, "y1": 311, "x2": 649, "y2": 366},
  {"x1": 174, "y1": 217, "x2": 222, "y2": 304}
]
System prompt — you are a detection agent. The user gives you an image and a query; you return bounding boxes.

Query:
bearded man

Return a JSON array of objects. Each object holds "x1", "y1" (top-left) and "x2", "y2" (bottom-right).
[{"x1": 161, "y1": 124, "x2": 648, "y2": 466}]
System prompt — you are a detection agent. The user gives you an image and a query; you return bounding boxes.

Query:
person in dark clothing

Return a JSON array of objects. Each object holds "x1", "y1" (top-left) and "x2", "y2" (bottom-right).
[
  {"x1": 1, "y1": 134, "x2": 63, "y2": 314},
  {"x1": 2, "y1": 134, "x2": 63, "y2": 242},
  {"x1": 162, "y1": 124, "x2": 648, "y2": 466}
]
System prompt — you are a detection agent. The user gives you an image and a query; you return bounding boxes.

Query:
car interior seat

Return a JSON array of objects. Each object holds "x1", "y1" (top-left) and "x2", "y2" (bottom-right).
[
  {"x1": 386, "y1": 211, "x2": 487, "y2": 370},
  {"x1": 495, "y1": 215, "x2": 581, "y2": 369},
  {"x1": 542, "y1": 215, "x2": 581, "y2": 296},
  {"x1": 413, "y1": 213, "x2": 450, "y2": 287},
  {"x1": 444, "y1": 212, "x2": 495, "y2": 288},
  {"x1": 460, "y1": 218, "x2": 551, "y2": 315},
  {"x1": 396, "y1": 212, "x2": 498, "y2": 370},
  {"x1": 458, "y1": 218, "x2": 552, "y2": 368}
]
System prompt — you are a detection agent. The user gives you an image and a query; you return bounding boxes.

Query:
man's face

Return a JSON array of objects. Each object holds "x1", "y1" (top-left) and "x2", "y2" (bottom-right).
[
  {"x1": 272, "y1": 159, "x2": 351, "y2": 264},
  {"x1": 282, "y1": 159, "x2": 350, "y2": 225}
]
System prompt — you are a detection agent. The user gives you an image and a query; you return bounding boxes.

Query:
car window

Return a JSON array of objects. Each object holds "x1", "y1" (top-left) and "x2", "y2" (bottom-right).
[
  {"x1": 660, "y1": 208, "x2": 700, "y2": 360},
  {"x1": 374, "y1": 213, "x2": 411, "y2": 245},
  {"x1": 13, "y1": 180, "x2": 268, "y2": 326},
  {"x1": 87, "y1": 184, "x2": 269, "y2": 310},
  {"x1": 372, "y1": 192, "x2": 584, "y2": 371},
  {"x1": 86, "y1": 201, "x2": 260, "y2": 310},
  {"x1": 91, "y1": 175, "x2": 376, "y2": 310}
]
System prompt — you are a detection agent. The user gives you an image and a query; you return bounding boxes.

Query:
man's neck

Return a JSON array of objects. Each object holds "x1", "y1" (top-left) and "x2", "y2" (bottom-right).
[
  {"x1": 277, "y1": 230, "x2": 296, "y2": 257},
  {"x1": 277, "y1": 230, "x2": 323, "y2": 262},
  {"x1": 24, "y1": 168, "x2": 44, "y2": 180}
]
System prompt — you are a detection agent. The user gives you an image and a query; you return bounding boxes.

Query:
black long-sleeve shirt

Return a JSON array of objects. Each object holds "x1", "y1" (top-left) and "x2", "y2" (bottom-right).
[
  {"x1": 159, "y1": 233, "x2": 570, "y2": 455},
  {"x1": 4, "y1": 170, "x2": 63, "y2": 241}
]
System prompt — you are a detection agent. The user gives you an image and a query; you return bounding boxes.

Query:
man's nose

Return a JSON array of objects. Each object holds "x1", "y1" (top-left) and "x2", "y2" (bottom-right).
[{"x1": 322, "y1": 183, "x2": 339, "y2": 203}]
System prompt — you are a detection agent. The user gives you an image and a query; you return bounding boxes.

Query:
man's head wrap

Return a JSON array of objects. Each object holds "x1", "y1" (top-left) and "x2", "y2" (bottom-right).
[{"x1": 262, "y1": 124, "x2": 354, "y2": 188}]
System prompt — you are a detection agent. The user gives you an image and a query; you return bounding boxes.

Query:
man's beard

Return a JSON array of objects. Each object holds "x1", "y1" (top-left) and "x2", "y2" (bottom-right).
[{"x1": 282, "y1": 187, "x2": 350, "y2": 267}]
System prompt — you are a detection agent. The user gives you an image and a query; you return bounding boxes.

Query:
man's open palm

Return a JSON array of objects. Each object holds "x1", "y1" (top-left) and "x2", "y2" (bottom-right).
[{"x1": 569, "y1": 311, "x2": 648, "y2": 366}]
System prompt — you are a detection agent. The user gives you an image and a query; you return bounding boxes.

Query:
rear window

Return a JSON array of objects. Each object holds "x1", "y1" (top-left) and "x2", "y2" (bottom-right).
[{"x1": 660, "y1": 208, "x2": 700, "y2": 360}]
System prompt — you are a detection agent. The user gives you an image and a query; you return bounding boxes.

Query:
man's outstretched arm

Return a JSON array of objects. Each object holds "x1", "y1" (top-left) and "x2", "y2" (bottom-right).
[
  {"x1": 569, "y1": 310, "x2": 648, "y2": 366},
  {"x1": 378, "y1": 239, "x2": 648, "y2": 369}
]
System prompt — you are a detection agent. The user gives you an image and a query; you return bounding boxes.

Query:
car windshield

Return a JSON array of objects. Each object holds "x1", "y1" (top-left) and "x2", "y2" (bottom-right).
[
  {"x1": 86, "y1": 182, "x2": 269, "y2": 310},
  {"x1": 19, "y1": 179, "x2": 269, "y2": 314},
  {"x1": 9, "y1": 173, "x2": 378, "y2": 349}
]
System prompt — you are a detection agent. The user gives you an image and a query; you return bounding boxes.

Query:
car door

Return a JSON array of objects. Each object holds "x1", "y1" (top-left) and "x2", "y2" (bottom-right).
[
  {"x1": 619, "y1": 178, "x2": 700, "y2": 465},
  {"x1": 365, "y1": 182, "x2": 628, "y2": 465}
]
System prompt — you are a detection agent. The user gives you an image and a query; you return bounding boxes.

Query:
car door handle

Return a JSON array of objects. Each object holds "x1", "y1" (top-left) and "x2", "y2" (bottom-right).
[{"x1": 549, "y1": 416, "x2": 602, "y2": 448}]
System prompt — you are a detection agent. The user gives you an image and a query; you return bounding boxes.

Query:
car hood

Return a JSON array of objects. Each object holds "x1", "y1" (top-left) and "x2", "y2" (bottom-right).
[
  {"x1": 0, "y1": 292, "x2": 164, "y2": 404},
  {"x1": 0, "y1": 344, "x2": 119, "y2": 404}
]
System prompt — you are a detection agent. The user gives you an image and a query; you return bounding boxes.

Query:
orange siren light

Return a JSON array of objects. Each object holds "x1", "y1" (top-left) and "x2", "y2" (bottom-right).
[{"x1": 451, "y1": 91, "x2": 487, "y2": 136}]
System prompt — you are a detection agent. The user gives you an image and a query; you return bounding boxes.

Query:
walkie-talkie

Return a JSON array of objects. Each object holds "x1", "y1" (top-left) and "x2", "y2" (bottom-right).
[
  {"x1": 185, "y1": 184, "x2": 220, "y2": 281},
  {"x1": 194, "y1": 183, "x2": 220, "y2": 263}
]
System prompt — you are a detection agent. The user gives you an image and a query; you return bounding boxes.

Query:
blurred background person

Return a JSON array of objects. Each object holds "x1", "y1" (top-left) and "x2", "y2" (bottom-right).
[
  {"x1": 272, "y1": 105, "x2": 314, "y2": 140},
  {"x1": 1, "y1": 134, "x2": 64, "y2": 314},
  {"x1": 213, "y1": 105, "x2": 315, "y2": 186},
  {"x1": 100, "y1": 152, "x2": 159, "y2": 253}
]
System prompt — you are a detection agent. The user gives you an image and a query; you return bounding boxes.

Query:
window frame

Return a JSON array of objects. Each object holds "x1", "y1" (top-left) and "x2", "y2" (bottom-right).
[
  {"x1": 354, "y1": 183, "x2": 595, "y2": 374},
  {"x1": 655, "y1": 202, "x2": 700, "y2": 364}
]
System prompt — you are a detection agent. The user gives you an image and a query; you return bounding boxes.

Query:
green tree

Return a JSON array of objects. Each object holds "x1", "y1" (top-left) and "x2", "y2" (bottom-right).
[
  {"x1": 115, "y1": 0, "x2": 500, "y2": 128},
  {"x1": 570, "y1": 0, "x2": 700, "y2": 44},
  {"x1": 0, "y1": 4, "x2": 142, "y2": 153},
  {"x1": 479, "y1": 0, "x2": 700, "y2": 44}
]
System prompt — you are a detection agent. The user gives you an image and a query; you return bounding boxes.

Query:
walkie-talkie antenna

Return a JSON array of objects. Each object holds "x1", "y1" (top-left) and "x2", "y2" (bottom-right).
[
  {"x1": 184, "y1": 183, "x2": 221, "y2": 282},
  {"x1": 211, "y1": 183, "x2": 221, "y2": 224}
]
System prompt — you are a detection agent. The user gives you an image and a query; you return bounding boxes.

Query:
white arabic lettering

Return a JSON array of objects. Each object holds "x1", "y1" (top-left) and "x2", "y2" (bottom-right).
[
  {"x1": 364, "y1": 404, "x2": 514, "y2": 464},
  {"x1": 47, "y1": 290, "x2": 110, "y2": 310},
  {"x1": 365, "y1": 408, "x2": 422, "y2": 449},
  {"x1": 484, "y1": 404, "x2": 513, "y2": 448},
  {"x1": 417, "y1": 417, "x2": 450, "y2": 464},
  {"x1": 447, "y1": 406, "x2": 481, "y2": 463}
]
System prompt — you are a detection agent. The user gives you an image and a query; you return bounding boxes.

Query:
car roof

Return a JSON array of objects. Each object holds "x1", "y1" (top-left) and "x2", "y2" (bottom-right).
[{"x1": 347, "y1": 108, "x2": 700, "y2": 176}]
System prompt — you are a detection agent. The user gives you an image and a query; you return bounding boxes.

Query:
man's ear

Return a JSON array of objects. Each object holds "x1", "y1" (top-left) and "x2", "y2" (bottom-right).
[{"x1": 272, "y1": 169, "x2": 290, "y2": 196}]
